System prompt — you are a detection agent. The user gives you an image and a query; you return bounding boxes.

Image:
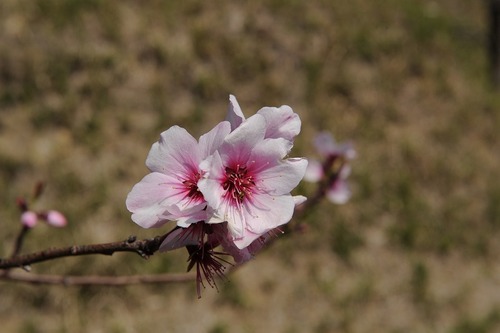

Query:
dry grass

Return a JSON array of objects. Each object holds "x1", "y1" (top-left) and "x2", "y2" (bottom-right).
[{"x1": 1, "y1": 0, "x2": 499, "y2": 332}]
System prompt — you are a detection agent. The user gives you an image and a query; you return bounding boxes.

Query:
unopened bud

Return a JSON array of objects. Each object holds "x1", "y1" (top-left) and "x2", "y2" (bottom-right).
[
  {"x1": 45, "y1": 210, "x2": 67, "y2": 227},
  {"x1": 20, "y1": 211, "x2": 38, "y2": 228}
]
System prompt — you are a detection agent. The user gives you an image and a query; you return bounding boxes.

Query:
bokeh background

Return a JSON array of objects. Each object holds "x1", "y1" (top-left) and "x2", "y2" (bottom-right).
[{"x1": 1, "y1": 1, "x2": 499, "y2": 332}]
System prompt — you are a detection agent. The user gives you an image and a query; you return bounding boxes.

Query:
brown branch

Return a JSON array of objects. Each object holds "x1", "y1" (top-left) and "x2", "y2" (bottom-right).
[
  {"x1": 0, "y1": 234, "x2": 168, "y2": 270},
  {"x1": 0, "y1": 270, "x2": 194, "y2": 286},
  {"x1": 10, "y1": 225, "x2": 30, "y2": 258}
]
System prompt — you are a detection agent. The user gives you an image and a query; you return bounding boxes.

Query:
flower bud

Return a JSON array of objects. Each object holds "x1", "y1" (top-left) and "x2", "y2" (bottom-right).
[
  {"x1": 20, "y1": 211, "x2": 38, "y2": 228},
  {"x1": 45, "y1": 210, "x2": 67, "y2": 227}
]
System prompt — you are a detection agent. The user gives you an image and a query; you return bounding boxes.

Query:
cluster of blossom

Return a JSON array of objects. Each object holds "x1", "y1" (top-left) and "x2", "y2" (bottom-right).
[
  {"x1": 304, "y1": 131, "x2": 356, "y2": 204},
  {"x1": 17, "y1": 197, "x2": 67, "y2": 229},
  {"x1": 126, "y1": 95, "x2": 308, "y2": 293}
]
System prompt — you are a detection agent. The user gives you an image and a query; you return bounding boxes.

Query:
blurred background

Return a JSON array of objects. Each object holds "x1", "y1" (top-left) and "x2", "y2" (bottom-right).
[{"x1": 1, "y1": 1, "x2": 499, "y2": 332}]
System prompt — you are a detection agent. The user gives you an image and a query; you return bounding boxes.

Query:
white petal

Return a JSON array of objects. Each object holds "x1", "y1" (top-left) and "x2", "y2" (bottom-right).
[
  {"x1": 145, "y1": 126, "x2": 200, "y2": 175},
  {"x1": 257, "y1": 105, "x2": 301, "y2": 141},
  {"x1": 239, "y1": 194, "x2": 296, "y2": 244},
  {"x1": 126, "y1": 172, "x2": 179, "y2": 228},
  {"x1": 198, "y1": 121, "x2": 231, "y2": 158},
  {"x1": 249, "y1": 137, "x2": 292, "y2": 161},
  {"x1": 314, "y1": 131, "x2": 337, "y2": 157},
  {"x1": 198, "y1": 151, "x2": 226, "y2": 210},
  {"x1": 219, "y1": 114, "x2": 266, "y2": 164},
  {"x1": 255, "y1": 158, "x2": 308, "y2": 195},
  {"x1": 225, "y1": 94, "x2": 245, "y2": 131},
  {"x1": 326, "y1": 179, "x2": 352, "y2": 204},
  {"x1": 159, "y1": 227, "x2": 199, "y2": 252},
  {"x1": 293, "y1": 195, "x2": 307, "y2": 206},
  {"x1": 162, "y1": 202, "x2": 210, "y2": 227},
  {"x1": 303, "y1": 159, "x2": 324, "y2": 182},
  {"x1": 221, "y1": 201, "x2": 246, "y2": 238},
  {"x1": 232, "y1": 228, "x2": 264, "y2": 254}
]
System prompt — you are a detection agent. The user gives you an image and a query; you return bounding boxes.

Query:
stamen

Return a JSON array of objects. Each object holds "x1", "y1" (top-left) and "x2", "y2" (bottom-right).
[
  {"x1": 222, "y1": 164, "x2": 256, "y2": 205},
  {"x1": 181, "y1": 172, "x2": 204, "y2": 203},
  {"x1": 186, "y1": 243, "x2": 232, "y2": 298}
]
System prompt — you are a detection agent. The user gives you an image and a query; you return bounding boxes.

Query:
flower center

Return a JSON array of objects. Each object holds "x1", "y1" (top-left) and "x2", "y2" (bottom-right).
[
  {"x1": 222, "y1": 164, "x2": 255, "y2": 204},
  {"x1": 182, "y1": 172, "x2": 204, "y2": 201}
]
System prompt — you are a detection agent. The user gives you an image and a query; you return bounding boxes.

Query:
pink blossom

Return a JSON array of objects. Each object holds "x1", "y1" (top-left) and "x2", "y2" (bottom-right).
[
  {"x1": 304, "y1": 131, "x2": 355, "y2": 204},
  {"x1": 160, "y1": 220, "x2": 268, "y2": 264},
  {"x1": 20, "y1": 211, "x2": 38, "y2": 228},
  {"x1": 303, "y1": 159, "x2": 324, "y2": 183},
  {"x1": 126, "y1": 122, "x2": 231, "y2": 229},
  {"x1": 44, "y1": 210, "x2": 67, "y2": 227},
  {"x1": 159, "y1": 222, "x2": 234, "y2": 297},
  {"x1": 226, "y1": 94, "x2": 301, "y2": 143},
  {"x1": 198, "y1": 113, "x2": 308, "y2": 248},
  {"x1": 127, "y1": 95, "x2": 309, "y2": 296},
  {"x1": 314, "y1": 131, "x2": 356, "y2": 160},
  {"x1": 325, "y1": 165, "x2": 352, "y2": 204}
]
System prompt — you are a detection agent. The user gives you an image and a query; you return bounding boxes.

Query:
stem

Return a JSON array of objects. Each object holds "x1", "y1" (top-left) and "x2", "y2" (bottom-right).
[
  {"x1": 10, "y1": 225, "x2": 30, "y2": 258},
  {"x1": 0, "y1": 270, "x2": 194, "y2": 286},
  {"x1": 0, "y1": 234, "x2": 168, "y2": 270}
]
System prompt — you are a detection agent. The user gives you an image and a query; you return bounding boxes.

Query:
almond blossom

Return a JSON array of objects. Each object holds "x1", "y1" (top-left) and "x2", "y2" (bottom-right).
[
  {"x1": 198, "y1": 109, "x2": 308, "y2": 249},
  {"x1": 126, "y1": 95, "x2": 308, "y2": 295},
  {"x1": 126, "y1": 122, "x2": 230, "y2": 229},
  {"x1": 44, "y1": 210, "x2": 68, "y2": 227},
  {"x1": 225, "y1": 94, "x2": 301, "y2": 143},
  {"x1": 304, "y1": 131, "x2": 355, "y2": 204},
  {"x1": 20, "y1": 211, "x2": 38, "y2": 228}
]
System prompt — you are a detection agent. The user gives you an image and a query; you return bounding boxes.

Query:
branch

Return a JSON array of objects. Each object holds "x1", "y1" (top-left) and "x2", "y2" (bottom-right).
[
  {"x1": 0, "y1": 234, "x2": 168, "y2": 270},
  {"x1": 11, "y1": 225, "x2": 30, "y2": 258},
  {"x1": 0, "y1": 270, "x2": 194, "y2": 286}
]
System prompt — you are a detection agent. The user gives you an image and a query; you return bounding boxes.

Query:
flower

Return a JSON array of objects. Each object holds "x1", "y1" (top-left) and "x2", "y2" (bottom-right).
[
  {"x1": 126, "y1": 121, "x2": 231, "y2": 229},
  {"x1": 20, "y1": 209, "x2": 68, "y2": 228},
  {"x1": 225, "y1": 94, "x2": 301, "y2": 143},
  {"x1": 304, "y1": 131, "x2": 355, "y2": 204},
  {"x1": 20, "y1": 211, "x2": 38, "y2": 228},
  {"x1": 44, "y1": 210, "x2": 67, "y2": 227},
  {"x1": 127, "y1": 95, "x2": 309, "y2": 296},
  {"x1": 198, "y1": 112, "x2": 308, "y2": 248},
  {"x1": 313, "y1": 131, "x2": 356, "y2": 160}
]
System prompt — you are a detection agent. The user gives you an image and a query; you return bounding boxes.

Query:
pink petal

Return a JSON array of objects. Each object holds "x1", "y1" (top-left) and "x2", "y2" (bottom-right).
[
  {"x1": 219, "y1": 114, "x2": 267, "y2": 164},
  {"x1": 164, "y1": 203, "x2": 212, "y2": 228},
  {"x1": 293, "y1": 195, "x2": 307, "y2": 206},
  {"x1": 314, "y1": 131, "x2": 337, "y2": 157},
  {"x1": 198, "y1": 152, "x2": 226, "y2": 211},
  {"x1": 232, "y1": 193, "x2": 296, "y2": 248},
  {"x1": 217, "y1": 228, "x2": 253, "y2": 264},
  {"x1": 159, "y1": 227, "x2": 199, "y2": 252},
  {"x1": 257, "y1": 105, "x2": 301, "y2": 141},
  {"x1": 198, "y1": 121, "x2": 231, "y2": 159},
  {"x1": 249, "y1": 137, "x2": 292, "y2": 162},
  {"x1": 314, "y1": 132, "x2": 356, "y2": 160},
  {"x1": 255, "y1": 157, "x2": 308, "y2": 195},
  {"x1": 145, "y1": 126, "x2": 200, "y2": 175},
  {"x1": 225, "y1": 94, "x2": 245, "y2": 131},
  {"x1": 303, "y1": 159, "x2": 323, "y2": 182},
  {"x1": 21, "y1": 211, "x2": 38, "y2": 228},
  {"x1": 326, "y1": 179, "x2": 351, "y2": 204},
  {"x1": 339, "y1": 164, "x2": 352, "y2": 179},
  {"x1": 126, "y1": 172, "x2": 179, "y2": 228},
  {"x1": 46, "y1": 210, "x2": 67, "y2": 227},
  {"x1": 211, "y1": 200, "x2": 246, "y2": 238}
]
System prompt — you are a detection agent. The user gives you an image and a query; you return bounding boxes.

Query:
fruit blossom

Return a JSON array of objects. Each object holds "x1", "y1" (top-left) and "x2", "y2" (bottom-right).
[{"x1": 126, "y1": 95, "x2": 307, "y2": 295}]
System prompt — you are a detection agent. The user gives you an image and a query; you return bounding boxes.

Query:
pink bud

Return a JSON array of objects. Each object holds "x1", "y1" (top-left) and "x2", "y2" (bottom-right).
[
  {"x1": 21, "y1": 211, "x2": 38, "y2": 228},
  {"x1": 45, "y1": 210, "x2": 67, "y2": 227}
]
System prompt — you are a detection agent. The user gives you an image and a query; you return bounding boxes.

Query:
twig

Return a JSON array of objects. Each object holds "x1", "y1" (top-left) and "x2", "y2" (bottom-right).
[
  {"x1": 0, "y1": 234, "x2": 168, "y2": 270},
  {"x1": 10, "y1": 225, "x2": 30, "y2": 258},
  {"x1": 0, "y1": 270, "x2": 194, "y2": 286}
]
